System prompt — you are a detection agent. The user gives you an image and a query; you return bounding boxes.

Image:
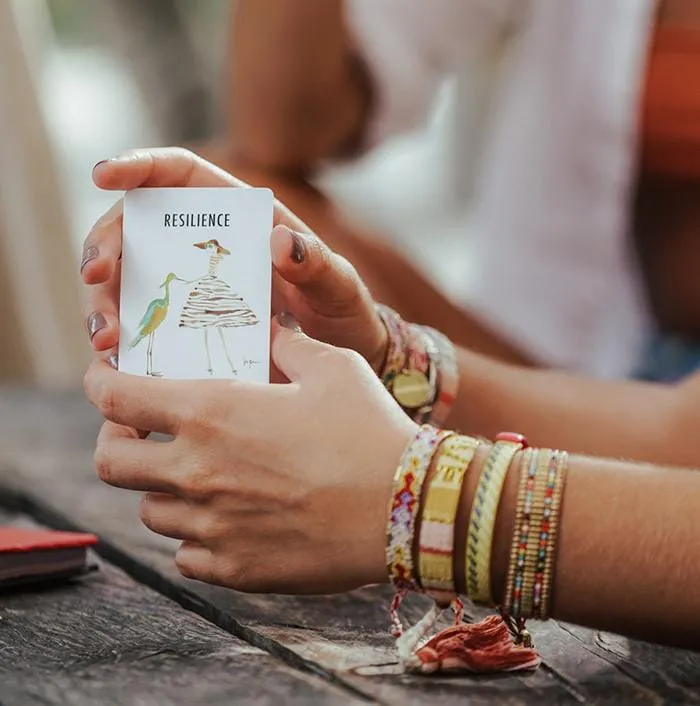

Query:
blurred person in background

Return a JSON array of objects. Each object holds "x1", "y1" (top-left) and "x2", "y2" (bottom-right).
[{"x1": 215, "y1": 0, "x2": 700, "y2": 383}]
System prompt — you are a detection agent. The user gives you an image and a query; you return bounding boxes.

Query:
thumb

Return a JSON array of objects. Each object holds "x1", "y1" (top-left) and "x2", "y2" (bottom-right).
[
  {"x1": 271, "y1": 225, "x2": 368, "y2": 316},
  {"x1": 272, "y1": 313, "x2": 338, "y2": 382}
]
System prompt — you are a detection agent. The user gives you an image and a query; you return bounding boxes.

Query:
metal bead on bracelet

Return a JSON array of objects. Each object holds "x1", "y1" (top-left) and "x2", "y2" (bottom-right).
[{"x1": 376, "y1": 305, "x2": 458, "y2": 427}]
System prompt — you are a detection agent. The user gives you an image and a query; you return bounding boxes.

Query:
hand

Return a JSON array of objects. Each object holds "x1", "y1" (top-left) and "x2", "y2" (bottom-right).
[
  {"x1": 83, "y1": 315, "x2": 417, "y2": 594},
  {"x1": 81, "y1": 147, "x2": 387, "y2": 378}
]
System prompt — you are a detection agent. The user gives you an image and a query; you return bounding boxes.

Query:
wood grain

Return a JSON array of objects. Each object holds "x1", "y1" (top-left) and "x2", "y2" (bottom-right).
[
  {"x1": 1, "y1": 388, "x2": 699, "y2": 704},
  {"x1": 0, "y1": 511, "x2": 359, "y2": 706}
]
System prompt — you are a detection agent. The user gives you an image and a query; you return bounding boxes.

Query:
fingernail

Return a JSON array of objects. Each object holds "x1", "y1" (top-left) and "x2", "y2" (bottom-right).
[
  {"x1": 290, "y1": 230, "x2": 306, "y2": 264},
  {"x1": 87, "y1": 312, "x2": 107, "y2": 341},
  {"x1": 108, "y1": 353, "x2": 119, "y2": 370},
  {"x1": 92, "y1": 160, "x2": 108, "y2": 171},
  {"x1": 80, "y1": 245, "x2": 99, "y2": 273},
  {"x1": 278, "y1": 312, "x2": 302, "y2": 332}
]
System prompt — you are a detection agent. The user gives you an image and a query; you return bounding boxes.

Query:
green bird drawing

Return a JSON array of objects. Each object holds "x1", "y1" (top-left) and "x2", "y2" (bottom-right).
[{"x1": 129, "y1": 272, "x2": 185, "y2": 377}]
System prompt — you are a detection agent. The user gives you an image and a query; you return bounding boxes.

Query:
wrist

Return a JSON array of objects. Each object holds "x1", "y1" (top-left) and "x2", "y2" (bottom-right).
[
  {"x1": 374, "y1": 305, "x2": 458, "y2": 427},
  {"x1": 362, "y1": 418, "x2": 419, "y2": 587}
]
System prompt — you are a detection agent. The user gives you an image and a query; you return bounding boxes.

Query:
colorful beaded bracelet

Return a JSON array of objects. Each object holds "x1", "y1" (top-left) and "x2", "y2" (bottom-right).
[
  {"x1": 502, "y1": 447, "x2": 568, "y2": 623},
  {"x1": 532, "y1": 450, "x2": 568, "y2": 620},
  {"x1": 503, "y1": 448, "x2": 538, "y2": 622}
]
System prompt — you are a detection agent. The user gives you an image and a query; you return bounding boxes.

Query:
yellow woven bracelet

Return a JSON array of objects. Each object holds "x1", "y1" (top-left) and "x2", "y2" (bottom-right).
[
  {"x1": 466, "y1": 433, "x2": 527, "y2": 606},
  {"x1": 418, "y1": 434, "x2": 480, "y2": 604}
]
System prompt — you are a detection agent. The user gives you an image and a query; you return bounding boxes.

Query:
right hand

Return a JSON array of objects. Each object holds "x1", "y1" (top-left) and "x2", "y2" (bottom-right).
[{"x1": 81, "y1": 147, "x2": 388, "y2": 379}]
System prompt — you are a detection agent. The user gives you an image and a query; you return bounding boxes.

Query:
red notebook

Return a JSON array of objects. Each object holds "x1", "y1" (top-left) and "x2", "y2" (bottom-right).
[{"x1": 0, "y1": 526, "x2": 98, "y2": 588}]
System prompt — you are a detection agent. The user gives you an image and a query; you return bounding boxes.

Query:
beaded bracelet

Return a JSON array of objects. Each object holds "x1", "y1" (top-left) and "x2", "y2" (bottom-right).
[
  {"x1": 466, "y1": 432, "x2": 528, "y2": 606},
  {"x1": 503, "y1": 448, "x2": 538, "y2": 624},
  {"x1": 532, "y1": 450, "x2": 568, "y2": 620},
  {"x1": 502, "y1": 448, "x2": 568, "y2": 624},
  {"x1": 418, "y1": 434, "x2": 480, "y2": 605}
]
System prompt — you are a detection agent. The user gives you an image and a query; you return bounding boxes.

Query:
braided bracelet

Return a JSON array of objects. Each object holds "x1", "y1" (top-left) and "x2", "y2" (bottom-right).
[
  {"x1": 418, "y1": 434, "x2": 480, "y2": 605},
  {"x1": 466, "y1": 432, "x2": 528, "y2": 605}
]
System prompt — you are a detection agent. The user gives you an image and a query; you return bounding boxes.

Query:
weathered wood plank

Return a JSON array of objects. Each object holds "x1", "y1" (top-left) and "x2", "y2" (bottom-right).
[
  {"x1": 0, "y1": 511, "x2": 360, "y2": 706},
  {"x1": 561, "y1": 624, "x2": 700, "y2": 704},
  {"x1": 1, "y1": 388, "x2": 697, "y2": 704}
]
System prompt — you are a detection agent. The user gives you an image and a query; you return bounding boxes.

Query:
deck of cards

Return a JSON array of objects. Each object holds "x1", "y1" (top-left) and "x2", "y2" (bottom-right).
[{"x1": 119, "y1": 187, "x2": 273, "y2": 382}]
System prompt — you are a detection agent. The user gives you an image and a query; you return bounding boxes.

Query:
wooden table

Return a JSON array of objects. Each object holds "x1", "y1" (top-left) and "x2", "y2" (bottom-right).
[{"x1": 1, "y1": 388, "x2": 699, "y2": 705}]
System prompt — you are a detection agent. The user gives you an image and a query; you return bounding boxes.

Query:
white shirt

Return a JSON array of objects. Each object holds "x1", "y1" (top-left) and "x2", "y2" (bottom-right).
[{"x1": 344, "y1": 0, "x2": 657, "y2": 377}]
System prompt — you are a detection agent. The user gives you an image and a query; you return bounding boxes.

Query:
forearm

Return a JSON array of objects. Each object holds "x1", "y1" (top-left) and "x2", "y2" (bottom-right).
[
  {"x1": 444, "y1": 444, "x2": 700, "y2": 649},
  {"x1": 227, "y1": 0, "x2": 371, "y2": 171},
  {"x1": 448, "y1": 348, "x2": 698, "y2": 466}
]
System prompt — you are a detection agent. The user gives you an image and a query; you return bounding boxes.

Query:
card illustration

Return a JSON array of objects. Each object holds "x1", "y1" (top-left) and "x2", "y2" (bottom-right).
[
  {"x1": 128, "y1": 271, "x2": 187, "y2": 377},
  {"x1": 119, "y1": 187, "x2": 272, "y2": 382}
]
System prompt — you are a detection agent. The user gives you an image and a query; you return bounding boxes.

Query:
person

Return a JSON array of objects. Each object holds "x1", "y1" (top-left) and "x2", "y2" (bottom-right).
[
  {"x1": 81, "y1": 149, "x2": 700, "y2": 653},
  {"x1": 221, "y1": 0, "x2": 700, "y2": 382}
]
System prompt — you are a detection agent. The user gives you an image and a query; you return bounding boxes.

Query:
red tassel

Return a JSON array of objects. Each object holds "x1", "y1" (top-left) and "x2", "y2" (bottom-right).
[{"x1": 412, "y1": 615, "x2": 541, "y2": 674}]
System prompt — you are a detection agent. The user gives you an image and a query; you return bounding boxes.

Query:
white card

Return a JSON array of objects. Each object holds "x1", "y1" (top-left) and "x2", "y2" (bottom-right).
[{"x1": 119, "y1": 187, "x2": 273, "y2": 381}]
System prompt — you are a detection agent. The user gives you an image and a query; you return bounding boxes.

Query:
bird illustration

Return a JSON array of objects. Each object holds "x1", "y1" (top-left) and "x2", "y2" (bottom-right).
[
  {"x1": 129, "y1": 271, "x2": 185, "y2": 377},
  {"x1": 178, "y1": 238, "x2": 258, "y2": 375}
]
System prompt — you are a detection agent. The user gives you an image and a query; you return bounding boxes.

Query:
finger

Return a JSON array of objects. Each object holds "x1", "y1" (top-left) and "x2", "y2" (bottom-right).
[
  {"x1": 96, "y1": 405, "x2": 150, "y2": 441},
  {"x1": 98, "y1": 420, "x2": 141, "y2": 442},
  {"x1": 272, "y1": 314, "x2": 347, "y2": 382},
  {"x1": 84, "y1": 260, "x2": 121, "y2": 351},
  {"x1": 95, "y1": 425, "x2": 179, "y2": 494},
  {"x1": 81, "y1": 201, "x2": 124, "y2": 285},
  {"x1": 270, "y1": 225, "x2": 367, "y2": 316},
  {"x1": 140, "y1": 493, "x2": 197, "y2": 541},
  {"x1": 92, "y1": 147, "x2": 242, "y2": 191},
  {"x1": 92, "y1": 147, "x2": 310, "y2": 233},
  {"x1": 175, "y1": 541, "x2": 217, "y2": 585},
  {"x1": 85, "y1": 359, "x2": 182, "y2": 434}
]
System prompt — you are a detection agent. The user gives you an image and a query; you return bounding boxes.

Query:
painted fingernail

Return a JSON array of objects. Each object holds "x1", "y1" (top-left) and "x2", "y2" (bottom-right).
[
  {"x1": 87, "y1": 312, "x2": 107, "y2": 341},
  {"x1": 290, "y1": 230, "x2": 306, "y2": 264},
  {"x1": 80, "y1": 245, "x2": 99, "y2": 273},
  {"x1": 108, "y1": 353, "x2": 119, "y2": 370},
  {"x1": 278, "y1": 312, "x2": 302, "y2": 332}
]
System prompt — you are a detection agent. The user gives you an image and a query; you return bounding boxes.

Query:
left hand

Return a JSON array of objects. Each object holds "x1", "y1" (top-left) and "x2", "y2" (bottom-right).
[
  {"x1": 81, "y1": 148, "x2": 388, "y2": 378},
  {"x1": 84, "y1": 315, "x2": 417, "y2": 594}
]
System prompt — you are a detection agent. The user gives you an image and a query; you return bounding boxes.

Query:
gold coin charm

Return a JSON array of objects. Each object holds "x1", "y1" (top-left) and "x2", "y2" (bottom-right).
[{"x1": 392, "y1": 370, "x2": 432, "y2": 408}]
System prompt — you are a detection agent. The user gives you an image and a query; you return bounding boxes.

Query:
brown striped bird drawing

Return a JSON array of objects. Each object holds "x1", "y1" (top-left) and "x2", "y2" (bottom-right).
[{"x1": 178, "y1": 239, "x2": 258, "y2": 375}]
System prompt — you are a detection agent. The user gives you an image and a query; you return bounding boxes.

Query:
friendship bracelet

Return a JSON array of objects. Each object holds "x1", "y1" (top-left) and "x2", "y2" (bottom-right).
[
  {"x1": 418, "y1": 434, "x2": 480, "y2": 605},
  {"x1": 386, "y1": 425, "x2": 453, "y2": 594},
  {"x1": 503, "y1": 448, "x2": 538, "y2": 622},
  {"x1": 518, "y1": 449, "x2": 553, "y2": 618},
  {"x1": 532, "y1": 450, "x2": 568, "y2": 620},
  {"x1": 502, "y1": 448, "x2": 568, "y2": 624},
  {"x1": 466, "y1": 432, "x2": 528, "y2": 606}
]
